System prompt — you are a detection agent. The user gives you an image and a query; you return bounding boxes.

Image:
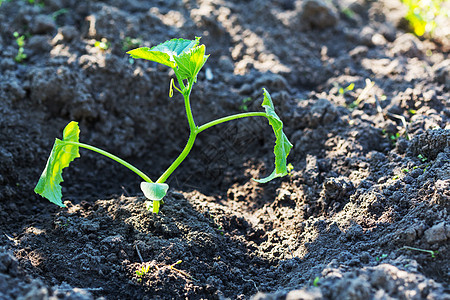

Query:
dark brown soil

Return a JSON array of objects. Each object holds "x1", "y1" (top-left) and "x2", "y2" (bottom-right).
[{"x1": 1, "y1": 0, "x2": 449, "y2": 299}]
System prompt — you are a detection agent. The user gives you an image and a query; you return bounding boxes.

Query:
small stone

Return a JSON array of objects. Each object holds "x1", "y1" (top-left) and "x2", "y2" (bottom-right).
[
  {"x1": 424, "y1": 222, "x2": 448, "y2": 244},
  {"x1": 31, "y1": 15, "x2": 56, "y2": 34},
  {"x1": 286, "y1": 288, "x2": 323, "y2": 300},
  {"x1": 60, "y1": 25, "x2": 79, "y2": 42},
  {"x1": 300, "y1": 0, "x2": 338, "y2": 30},
  {"x1": 27, "y1": 35, "x2": 52, "y2": 53}
]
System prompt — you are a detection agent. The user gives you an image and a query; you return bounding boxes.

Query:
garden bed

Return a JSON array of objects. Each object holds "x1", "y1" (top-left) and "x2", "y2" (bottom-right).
[{"x1": 0, "y1": 0, "x2": 449, "y2": 299}]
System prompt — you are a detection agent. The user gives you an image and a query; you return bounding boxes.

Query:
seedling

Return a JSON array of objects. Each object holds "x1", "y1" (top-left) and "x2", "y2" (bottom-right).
[
  {"x1": 401, "y1": 246, "x2": 438, "y2": 258},
  {"x1": 286, "y1": 163, "x2": 294, "y2": 177},
  {"x1": 94, "y1": 38, "x2": 110, "y2": 51},
  {"x1": 122, "y1": 37, "x2": 142, "y2": 52},
  {"x1": 34, "y1": 37, "x2": 293, "y2": 213},
  {"x1": 375, "y1": 254, "x2": 388, "y2": 261},
  {"x1": 348, "y1": 78, "x2": 375, "y2": 109},
  {"x1": 52, "y1": 8, "x2": 69, "y2": 21},
  {"x1": 13, "y1": 32, "x2": 27, "y2": 63},
  {"x1": 313, "y1": 276, "x2": 320, "y2": 287},
  {"x1": 339, "y1": 83, "x2": 355, "y2": 96},
  {"x1": 239, "y1": 97, "x2": 252, "y2": 111},
  {"x1": 417, "y1": 154, "x2": 427, "y2": 162}
]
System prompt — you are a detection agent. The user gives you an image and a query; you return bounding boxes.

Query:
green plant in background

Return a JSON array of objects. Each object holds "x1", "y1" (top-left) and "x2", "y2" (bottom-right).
[
  {"x1": 239, "y1": 97, "x2": 252, "y2": 111},
  {"x1": 313, "y1": 276, "x2": 320, "y2": 287},
  {"x1": 375, "y1": 254, "x2": 388, "y2": 261},
  {"x1": 122, "y1": 37, "x2": 143, "y2": 51},
  {"x1": 338, "y1": 82, "x2": 355, "y2": 96},
  {"x1": 52, "y1": 8, "x2": 69, "y2": 21},
  {"x1": 13, "y1": 32, "x2": 27, "y2": 63},
  {"x1": 401, "y1": 246, "x2": 438, "y2": 258},
  {"x1": 402, "y1": 0, "x2": 448, "y2": 36},
  {"x1": 34, "y1": 37, "x2": 293, "y2": 214},
  {"x1": 24, "y1": 0, "x2": 45, "y2": 7}
]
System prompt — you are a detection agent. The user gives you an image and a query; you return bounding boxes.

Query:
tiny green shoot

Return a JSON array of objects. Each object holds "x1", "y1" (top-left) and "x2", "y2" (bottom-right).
[
  {"x1": 136, "y1": 263, "x2": 152, "y2": 282},
  {"x1": 417, "y1": 154, "x2": 427, "y2": 162},
  {"x1": 286, "y1": 163, "x2": 294, "y2": 177},
  {"x1": 401, "y1": 246, "x2": 438, "y2": 258},
  {"x1": 122, "y1": 37, "x2": 142, "y2": 52},
  {"x1": 313, "y1": 276, "x2": 320, "y2": 287},
  {"x1": 348, "y1": 79, "x2": 375, "y2": 109},
  {"x1": 34, "y1": 37, "x2": 293, "y2": 214},
  {"x1": 13, "y1": 32, "x2": 27, "y2": 63},
  {"x1": 94, "y1": 38, "x2": 110, "y2": 51},
  {"x1": 239, "y1": 97, "x2": 252, "y2": 111},
  {"x1": 52, "y1": 8, "x2": 69, "y2": 21},
  {"x1": 339, "y1": 82, "x2": 355, "y2": 95},
  {"x1": 375, "y1": 254, "x2": 388, "y2": 261}
]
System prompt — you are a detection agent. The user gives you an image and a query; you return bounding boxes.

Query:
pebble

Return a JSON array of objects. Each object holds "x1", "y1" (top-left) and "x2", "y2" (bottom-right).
[
  {"x1": 300, "y1": 0, "x2": 338, "y2": 29},
  {"x1": 31, "y1": 15, "x2": 56, "y2": 34},
  {"x1": 424, "y1": 222, "x2": 448, "y2": 244}
]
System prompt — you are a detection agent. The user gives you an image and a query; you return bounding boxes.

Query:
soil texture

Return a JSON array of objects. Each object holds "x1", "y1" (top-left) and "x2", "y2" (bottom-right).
[{"x1": 0, "y1": 0, "x2": 449, "y2": 299}]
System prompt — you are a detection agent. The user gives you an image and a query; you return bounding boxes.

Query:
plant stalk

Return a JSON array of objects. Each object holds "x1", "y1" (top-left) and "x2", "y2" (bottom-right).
[
  {"x1": 64, "y1": 141, "x2": 153, "y2": 183},
  {"x1": 197, "y1": 112, "x2": 267, "y2": 133}
]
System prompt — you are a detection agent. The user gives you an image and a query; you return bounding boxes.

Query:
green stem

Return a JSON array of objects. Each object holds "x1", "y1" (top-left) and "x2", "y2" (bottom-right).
[
  {"x1": 157, "y1": 77, "x2": 199, "y2": 183},
  {"x1": 64, "y1": 141, "x2": 153, "y2": 183},
  {"x1": 157, "y1": 132, "x2": 197, "y2": 183},
  {"x1": 197, "y1": 112, "x2": 267, "y2": 133},
  {"x1": 183, "y1": 78, "x2": 196, "y2": 131}
]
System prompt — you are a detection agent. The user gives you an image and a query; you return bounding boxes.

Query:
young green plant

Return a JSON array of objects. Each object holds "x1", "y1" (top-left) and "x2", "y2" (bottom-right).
[
  {"x1": 13, "y1": 32, "x2": 27, "y2": 63},
  {"x1": 34, "y1": 37, "x2": 293, "y2": 213}
]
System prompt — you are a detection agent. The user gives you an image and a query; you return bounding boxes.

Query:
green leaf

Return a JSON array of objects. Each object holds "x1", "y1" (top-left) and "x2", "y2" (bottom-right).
[
  {"x1": 141, "y1": 182, "x2": 169, "y2": 213},
  {"x1": 173, "y1": 44, "x2": 209, "y2": 82},
  {"x1": 254, "y1": 89, "x2": 293, "y2": 183},
  {"x1": 127, "y1": 38, "x2": 199, "y2": 68},
  {"x1": 34, "y1": 121, "x2": 81, "y2": 207},
  {"x1": 140, "y1": 182, "x2": 169, "y2": 201}
]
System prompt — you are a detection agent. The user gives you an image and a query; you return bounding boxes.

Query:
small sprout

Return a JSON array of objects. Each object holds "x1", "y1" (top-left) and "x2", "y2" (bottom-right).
[
  {"x1": 13, "y1": 32, "x2": 27, "y2": 63},
  {"x1": 287, "y1": 163, "x2": 294, "y2": 176},
  {"x1": 122, "y1": 37, "x2": 142, "y2": 52},
  {"x1": 417, "y1": 154, "x2": 427, "y2": 162},
  {"x1": 34, "y1": 37, "x2": 293, "y2": 214},
  {"x1": 217, "y1": 225, "x2": 224, "y2": 235},
  {"x1": 401, "y1": 246, "x2": 438, "y2": 258},
  {"x1": 136, "y1": 264, "x2": 152, "y2": 282},
  {"x1": 338, "y1": 82, "x2": 355, "y2": 95},
  {"x1": 348, "y1": 78, "x2": 375, "y2": 109},
  {"x1": 313, "y1": 276, "x2": 320, "y2": 287},
  {"x1": 26, "y1": 0, "x2": 45, "y2": 7},
  {"x1": 94, "y1": 38, "x2": 110, "y2": 51},
  {"x1": 239, "y1": 97, "x2": 252, "y2": 111},
  {"x1": 375, "y1": 254, "x2": 388, "y2": 261},
  {"x1": 52, "y1": 8, "x2": 69, "y2": 21},
  {"x1": 408, "y1": 109, "x2": 417, "y2": 115},
  {"x1": 402, "y1": 168, "x2": 409, "y2": 173},
  {"x1": 392, "y1": 175, "x2": 400, "y2": 180},
  {"x1": 169, "y1": 260, "x2": 182, "y2": 269},
  {"x1": 341, "y1": 7, "x2": 355, "y2": 19},
  {"x1": 382, "y1": 130, "x2": 401, "y2": 146}
]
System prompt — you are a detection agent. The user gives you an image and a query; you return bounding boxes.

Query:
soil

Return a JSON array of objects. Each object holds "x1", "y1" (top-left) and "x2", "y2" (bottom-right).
[{"x1": 0, "y1": 0, "x2": 449, "y2": 299}]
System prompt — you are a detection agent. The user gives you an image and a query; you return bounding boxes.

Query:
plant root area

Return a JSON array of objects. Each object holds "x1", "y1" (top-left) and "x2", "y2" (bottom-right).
[{"x1": 0, "y1": 0, "x2": 449, "y2": 299}]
